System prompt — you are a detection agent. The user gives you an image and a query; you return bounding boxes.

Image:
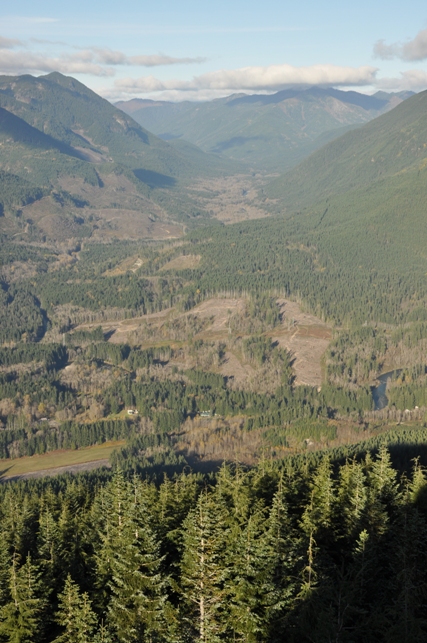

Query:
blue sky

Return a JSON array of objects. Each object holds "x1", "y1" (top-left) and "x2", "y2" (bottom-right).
[{"x1": 1, "y1": 1, "x2": 427, "y2": 101}]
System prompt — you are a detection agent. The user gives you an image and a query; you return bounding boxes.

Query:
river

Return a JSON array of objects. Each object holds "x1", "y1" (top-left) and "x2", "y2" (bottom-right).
[{"x1": 371, "y1": 370, "x2": 402, "y2": 410}]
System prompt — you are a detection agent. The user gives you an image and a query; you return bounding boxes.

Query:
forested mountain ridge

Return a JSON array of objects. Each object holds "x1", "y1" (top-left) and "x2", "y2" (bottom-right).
[
  {"x1": 0, "y1": 73, "x2": 239, "y2": 242},
  {"x1": 266, "y1": 87, "x2": 427, "y2": 206},
  {"x1": 116, "y1": 87, "x2": 412, "y2": 172},
  {"x1": 0, "y1": 72, "x2": 227, "y2": 179}
]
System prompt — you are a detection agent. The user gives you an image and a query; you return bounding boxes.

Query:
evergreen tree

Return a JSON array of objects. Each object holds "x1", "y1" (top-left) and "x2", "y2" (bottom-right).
[
  {"x1": 0, "y1": 554, "x2": 43, "y2": 643},
  {"x1": 97, "y1": 471, "x2": 168, "y2": 642},
  {"x1": 0, "y1": 531, "x2": 11, "y2": 608},
  {"x1": 381, "y1": 476, "x2": 427, "y2": 642},
  {"x1": 365, "y1": 447, "x2": 400, "y2": 538},
  {"x1": 180, "y1": 488, "x2": 230, "y2": 642},
  {"x1": 54, "y1": 574, "x2": 97, "y2": 643},
  {"x1": 37, "y1": 507, "x2": 61, "y2": 589},
  {"x1": 288, "y1": 458, "x2": 337, "y2": 641},
  {"x1": 225, "y1": 509, "x2": 276, "y2": 642},
  {"x1": 335, "y1": 459, "x2": 368, "y2": 542},
  {"x1": 265, "y1": 478, "x2": 298, "y2": 641}
]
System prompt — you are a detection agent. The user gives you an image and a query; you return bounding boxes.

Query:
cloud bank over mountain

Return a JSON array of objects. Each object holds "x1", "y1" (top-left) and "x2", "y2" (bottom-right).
[{"x1": 114, "y1": 63, "x2": 378, "y2": 96}]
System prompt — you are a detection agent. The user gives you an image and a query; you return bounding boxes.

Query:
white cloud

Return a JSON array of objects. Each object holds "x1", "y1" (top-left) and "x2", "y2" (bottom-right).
[
  {"x1": 373, "y1": 40, "x2": 398, "y2": 60},
  {"x1": 0, "y1": 37, "x2": 206, "y2": 76},
  {"x1": 0, "y1": 50, "x2": 114, "y2": 76},
  {"x1": 0, "y1": 34, "x2": 207, "y2": 77},
  {"x1": 0, "y1": 35, "x2": 21, "y2": 49},
  {"x1": 89, "y1": 48, "x2": 206, "y2": 66},
  {"x1": 374, "y1": 29, "x2": 427, "y2": 62},
  {"x1": 114, "y1": 63, "x2": 378, "y2": 96},
  {"x1": 129, "y1": 54, "x2": 206, "y2": 67},
  {"x1": 375, "y1": 69, "x2": 427, "y2": 92}
]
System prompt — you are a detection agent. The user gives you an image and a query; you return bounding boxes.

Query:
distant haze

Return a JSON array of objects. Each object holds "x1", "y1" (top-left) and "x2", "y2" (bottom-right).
[{"x1": 116, "y1": 86, "x2": 413, "y2": 172}]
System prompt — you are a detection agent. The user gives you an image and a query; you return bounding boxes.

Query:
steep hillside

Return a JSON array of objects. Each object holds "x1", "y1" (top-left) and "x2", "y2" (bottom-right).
[
  {"x1": 0, "y1": 72, "x2": 234, "y2": 181},
  {"x1": 266, "y1": 88, "x2": 427, "y2": 207},
  {"x1": 116, "y1": 87, "x2": 411, "y2": 172},
  {"x1": 0, "y1": 73, "x2": 240, "y2": 241}
]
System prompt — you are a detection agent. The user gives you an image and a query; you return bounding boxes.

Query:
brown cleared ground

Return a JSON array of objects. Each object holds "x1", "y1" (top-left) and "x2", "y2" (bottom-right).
[
  {"x1": 84, "y1": 298, "x2": 246, "y2": 345},
  {"x1": 104, "y1": 308, "x2": 174, "y2": 344},
  {"x1": 190, "y1": 297, "x2": 331, "y2": 386},
  {"x1": 188, "y1": 174, "x2": 270, "y2": 223},
  {"x1": 103, "y1": 255, "x2": 145, "y2": 276},
  {"x1": 219, "y1": 350, "x2": 256, "y2": 388},
  {"x1": 90, "y1": 210, "x2": 182, "y2": 241},
  {"x1": 0, "y1": 441, "x2": 124, "y2": 480},
  {"x1": 270, "y1": 299, "x2": 332, "y2": 386},
  {"x1": 159, "y1": 255, "x2": 201, "y2": 271},
  {"x1": 21, "y1": 173, "x2": 183, "y2": 242},
  {"x1": 74, "y1": 294, "x2": 331, "y2": 388},
  {"x1": 190, "y1": 297, "x2": 246, "y2": 333}
]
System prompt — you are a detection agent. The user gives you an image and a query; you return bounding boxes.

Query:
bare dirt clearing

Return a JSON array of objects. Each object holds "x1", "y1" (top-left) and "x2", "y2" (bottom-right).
[
  {"x1": 188, "y1": 174, "x2": 270, "y2": 223},
  {"x1": 271, "y1": 299, "x2": 331, "y2": 386},
  {"x1": 103, "y1": 255, "x2": 145, "y2": 276},
  {"x1": 190, "y1": 298, "x2": 246, "y2": 333},
  {"x1": 159, "y1": 255, "x2": 201, "y2": 271},
  {"x1": 273, "y1": 329, "x2": 330, "y2": 386},
  {"x1": 105, "y1": 308, "x2": 173, "y2": 344},
  {"x1": 90, "y1": 210, "x2": 182, "y2": 241},
  {"x1": 77, "y1": 296, "x2": 331, "y2": 388},
  {"x1": 21, "y1": 173, "x2": 183, "y2": 242}
]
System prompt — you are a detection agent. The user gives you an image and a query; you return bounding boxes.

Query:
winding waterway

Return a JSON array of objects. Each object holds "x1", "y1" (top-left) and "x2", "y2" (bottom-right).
[{"x1": 371, "y1": 370, "x2": 402, "y2": 410}]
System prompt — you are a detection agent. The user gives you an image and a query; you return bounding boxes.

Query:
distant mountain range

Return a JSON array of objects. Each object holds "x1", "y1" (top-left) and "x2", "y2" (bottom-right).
[
  {"x1": 116, "y1": 87, "x2": 413, "y2": 173},
  {"x1": 0, "y1": 73, "x2": 420, "y2": 250},
  {"x1": 0, "y1": 73, "x2": 235, "y2": 242}
]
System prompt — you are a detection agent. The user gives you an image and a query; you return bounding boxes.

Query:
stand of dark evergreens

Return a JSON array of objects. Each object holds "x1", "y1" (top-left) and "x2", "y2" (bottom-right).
[{"x1": 0, "y1": 450, "x2": 426, "y2": 643}]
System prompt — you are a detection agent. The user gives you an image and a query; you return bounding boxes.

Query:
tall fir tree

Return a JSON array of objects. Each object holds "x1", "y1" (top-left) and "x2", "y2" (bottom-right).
[
  {"x1": 54, "y1": 574, "x2": 98, "y2": 643},
  {"x1": 0, "y1": 554, "x2": 43, "y2": 643},
  {"x1": 180, "y1": 488, "x2": 230, "y2": 643},
  {"x1": 224, "y1": 509, "x2": 277, "y2": 642},
  {"x1": 97, "y1": 471, "x2": 168, "y2": 642}
]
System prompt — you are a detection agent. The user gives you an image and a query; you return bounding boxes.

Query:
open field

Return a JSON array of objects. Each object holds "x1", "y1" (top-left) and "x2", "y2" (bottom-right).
[
  {"x1": 159, "y1": 254, "x2": 201, "y2": 271},
  {"x1": 0, "y1": 440, "x2": 124, "y2": 480},
  {"x1": 103, "y1": 255, "x2": 146, "y2": 276}
]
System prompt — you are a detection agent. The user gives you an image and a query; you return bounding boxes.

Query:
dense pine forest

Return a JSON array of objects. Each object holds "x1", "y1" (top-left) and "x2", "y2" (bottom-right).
[{"x1": 1, "y1": 453, "x2": 427, "y2": 642}]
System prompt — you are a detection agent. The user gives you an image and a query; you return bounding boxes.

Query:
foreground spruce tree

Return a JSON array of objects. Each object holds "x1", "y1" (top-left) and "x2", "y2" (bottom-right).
[
  {"x1": 0, "y1": 554, "x2": 43, "y2": 643},
  {"x1": 96, "y1": 471, "x2": 168, "y2": 642},
  {"x1": 54, "y1": 575, "x2": 97, "y2": 643},
  {"x1": 180, "y1": 488, "x2": 230, "y2": 642}
]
